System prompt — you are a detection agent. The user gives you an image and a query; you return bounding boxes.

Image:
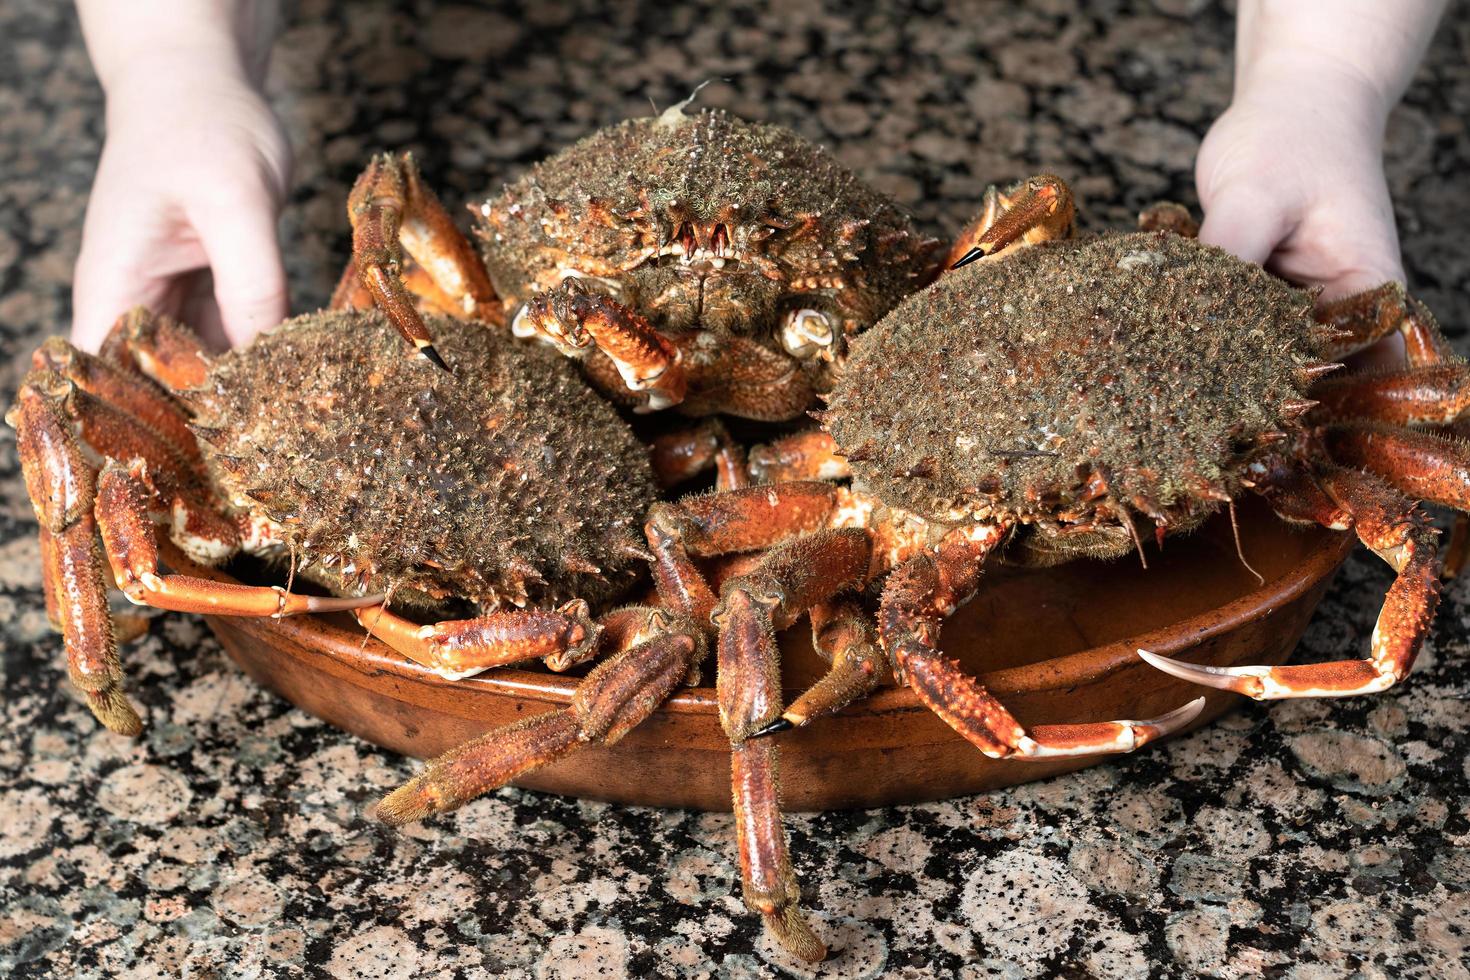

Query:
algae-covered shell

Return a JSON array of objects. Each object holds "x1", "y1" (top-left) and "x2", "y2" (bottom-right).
[
  {"x1": 828, "y1": 232, "x2": 1321, "y2": 531},
  {"x1": 477, "y1": 108, "x2": 937, "y2": 335},
  {"x1": 190, "y1": 310, "x2": 655, "y2": 610}
]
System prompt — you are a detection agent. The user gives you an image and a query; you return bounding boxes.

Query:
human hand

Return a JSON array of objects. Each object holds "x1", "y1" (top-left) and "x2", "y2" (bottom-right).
[
  {"x1": 71, "y1": 67, "x2": 291, "y2": 351},
  {"x1": 1196, "y1": 62, "x2": 1402, "y2": 303}
]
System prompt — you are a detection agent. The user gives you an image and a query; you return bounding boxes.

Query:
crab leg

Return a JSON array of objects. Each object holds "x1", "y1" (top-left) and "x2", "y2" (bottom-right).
[
  {"x1": 645, "y1": 482, "x2": 839, "y2": 623},
  {"x1": 747, "y1": 429, "x2": 851, "y2": 484},
  {"x1": 97, "y1": 462, "x2": 379, "y2": 617},
  {"x1": 942, "y1": 184, "x2": 1007, "y2": 271},
  {"x1": 1310, "y1": 364, "x2": 1470, "y2": 426},
  {"x1": 376, "y1": 611, "x2": 705, "y2": 824},
  {"x1": 881, "y1": 526, "x2": 1205, "y2": 757},
  {"x1": 346, "y1": 152, "x2": 500, "y2": 370},
  {"x1": 1321, "y1": 421, "x2": 1470, "y2": 579},
  {"x1": 10, "y1": 384, "x2": 140, "y2": 736},
  {"x1": 32, "y1": 336, "x2": 200, "y2": 466},
  {"x1": 713, "y1": 530, "x2": 871, "y2": 963},
  {"x1": 1144, "y1": 466, "x2": 1440, "y2": 699},
  {"x1": 751, "y1": 596, "x2": 886, "y2": 736},
  {"x1": 648, "y1": 419, "x2": 749, "y2": 490},
  {"x1": 515, "y1": 281, "x2": 687, "y2": 411},
  {"x1": 113, "y1": 307, "x2": 212, "y2": 391},
  {"x1": 1314, "y1": 283, "x2": 1454, "y2": 366},
  {"x1": 950, "y1": 174, "x2": 1076, "y2": 269},
  {"x1": 353, "y1": 600, "x2": 600, "y2": 680},
  {"x1": 1323, "y1": 423, "x2": 1470, "y2": 515}
]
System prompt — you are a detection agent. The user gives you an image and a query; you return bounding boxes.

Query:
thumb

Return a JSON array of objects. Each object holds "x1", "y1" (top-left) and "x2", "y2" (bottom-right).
[
  {"x1": 1197, "y1": 185, "x2": 1293, "y2": 268},
  {"x1": 194, "y1": 188, "x2": 289, "y2": 347}
]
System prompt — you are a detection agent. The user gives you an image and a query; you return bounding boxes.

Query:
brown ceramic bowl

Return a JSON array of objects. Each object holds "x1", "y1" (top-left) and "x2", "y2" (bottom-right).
[{"x1": 203, "y1": 497, "x2": 1353, "y2": 811}]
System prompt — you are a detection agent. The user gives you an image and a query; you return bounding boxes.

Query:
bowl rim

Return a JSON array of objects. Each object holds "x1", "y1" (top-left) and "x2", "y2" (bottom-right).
[{"x1": 228, "y1": 522, "x2": 1355, "y2": 719}]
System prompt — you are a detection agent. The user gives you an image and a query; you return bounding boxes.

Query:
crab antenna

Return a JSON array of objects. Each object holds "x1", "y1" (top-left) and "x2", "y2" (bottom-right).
[{"x1": 1226, "y1": 499, "x2": 1265, "y2": 586}]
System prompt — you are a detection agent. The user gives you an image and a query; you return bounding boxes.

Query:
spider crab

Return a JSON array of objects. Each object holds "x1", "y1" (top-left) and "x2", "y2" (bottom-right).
[
  {"x1": 652, "y1": 174, "x2": 1461, "y2": 951},
  {"x1": 10, "y1": 300, "x2": 717, "y2": 748},
  {"x1": 334, "y1": 104, "x2": 944, "y2": 427}
]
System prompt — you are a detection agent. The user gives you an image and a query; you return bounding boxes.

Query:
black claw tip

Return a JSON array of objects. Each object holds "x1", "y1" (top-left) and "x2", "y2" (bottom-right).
[
  {"x1": 950, "y1": 247, "x2": 985, "y2": 270},
  {"x1": 749, "y1": 716, "x2": 795, "y2": 739},
  {"x1": 419, "y1": 344, "x2": 452, "y2": 373}
]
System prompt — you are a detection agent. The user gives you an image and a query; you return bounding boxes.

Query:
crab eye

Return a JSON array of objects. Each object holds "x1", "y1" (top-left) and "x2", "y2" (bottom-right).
[{"x1": 781, "y1": 309, "x2": 835, "y2": 361}]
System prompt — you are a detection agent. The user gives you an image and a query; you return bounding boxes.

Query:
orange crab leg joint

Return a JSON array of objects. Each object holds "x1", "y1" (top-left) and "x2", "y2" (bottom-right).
[
  {"x1": 353, "y1": 600, "x2": 600, "y2": 680},
  {"x1": 345, "y1": 152, "x2": 500, "y2": 371},
  {"x1": 747, "y1": 428, "x2": 851, "y2": 484},
  {"x1": 1314, "y1": 282, "x2": 1454, "y2": 366},
  {"x1": 96, "y1": 463, "x2": 379, "y2": 619}
]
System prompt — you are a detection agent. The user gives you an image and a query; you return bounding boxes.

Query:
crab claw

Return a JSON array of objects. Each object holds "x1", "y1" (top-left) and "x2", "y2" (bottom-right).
[
  {"x1": 1137, "y1": 648, "x2": 1401, "y2": 700},
  {"x1": 951, "y1": 246, "x2": 988, "y2": 270},
  {"x1": 951, "y1": 174, "x2": 1076, "y2": 269},
  {"x1": 1011, "y1": 696, "x2": 1206, "y2": 759}
]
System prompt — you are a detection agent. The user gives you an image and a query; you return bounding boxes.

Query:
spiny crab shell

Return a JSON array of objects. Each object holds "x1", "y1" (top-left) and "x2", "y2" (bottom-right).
[
  {"x1": 476, "y1": 106, "x2": 939, "y2": 374},
  {"x1": 827, "y1": 231, "x2": 1323, "y2": 563},
  {"x1": 189, "y1": 310, "x2": 656, "y2": 610}
]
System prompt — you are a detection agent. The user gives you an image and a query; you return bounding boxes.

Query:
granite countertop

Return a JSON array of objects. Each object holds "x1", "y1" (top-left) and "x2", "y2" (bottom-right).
[{"x1": 3, "y1": 1, "x2": 1469, "y2": 977}]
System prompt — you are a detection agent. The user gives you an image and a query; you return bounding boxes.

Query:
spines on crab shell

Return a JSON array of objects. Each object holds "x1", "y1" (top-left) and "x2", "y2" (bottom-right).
[
  {"x1": 198, "y1": 310, "x2": 657, "y2": 611},
  {"x1": 475, "y1": 108, "x2": 940, "y2": 331},
  {"x1": 828, "y1": 231, "x2": 1323, "y2": 561}
]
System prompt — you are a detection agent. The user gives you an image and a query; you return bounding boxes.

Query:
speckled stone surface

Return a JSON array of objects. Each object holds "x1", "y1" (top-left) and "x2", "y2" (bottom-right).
[{"x1": 3, "y1": 1, "x2": 1469, "y2": 977}]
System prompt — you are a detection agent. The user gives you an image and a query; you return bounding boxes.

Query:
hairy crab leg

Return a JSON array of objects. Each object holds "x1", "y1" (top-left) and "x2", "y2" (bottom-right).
[
  {"x1": 645, "y1": 482, "x2": 840, "y2": 623},
  {"x1": 1144, "y1": 466, "x2": 1440, "y2": 699},
  {"x1": 712, "y1": 530, "x2": 872, "y2": 963},
  {"x1": 515, "y1": 281, "x2": 687, "y2": 412},
  {"x1": 950, "y1": 174, "x2": 1077, "y2": 269},
  {"x1": 352, "y1": 600, "x2": 600, "y2": 680},
  {"x1": 97, "y1": 461, "x2": 381, "y2": 617},
  {"x1": 647, "y1": 419, "x2": 749, "y2": 490},
  {"x1": 346, "y1": 152, "x2": 499, "y2": 370},
  {"x1": 1314, "y1": 283, "x2": 1454, "y2": 365},
  {"x1": 113, "y1": 307, "x2": 211, "y2": 391},
  {"x1": 941, "y1": 184, "x2": 1007, "y2": 271},
  {"x1": 747, "y1": 429, "x2": 851, "y2": 484},
  {"x1": 1323, "y1": 421, "x2": 1470, "y2": 580},
  {"x1": 32, "y1": 336, "x2": 200, "y2": 466},
  {"x1": 9, "y1": 382, "x2": 141, "y2": 735},
  {"x1": 1314, "y1": 287, "x2": 1470, "y2": 576},
  {"x1": 1323, "y1": 423, "x2": 1470, "y2": 516},
  {"x1": 375, "y1": 611, "x2": 705, "y2": 824},
  {"x1": 881, "y1": 527, "x2": 1205, "y2": 757},
  {"x1": 646, "y1": 489, "x2": 864, "y2": 962},
  {"x1": 1310, "y1": 363, "x2": 1470, "y2": 426},
  {"x1": 751, "y1": 596, "x2": 885, "y2": 736}
]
